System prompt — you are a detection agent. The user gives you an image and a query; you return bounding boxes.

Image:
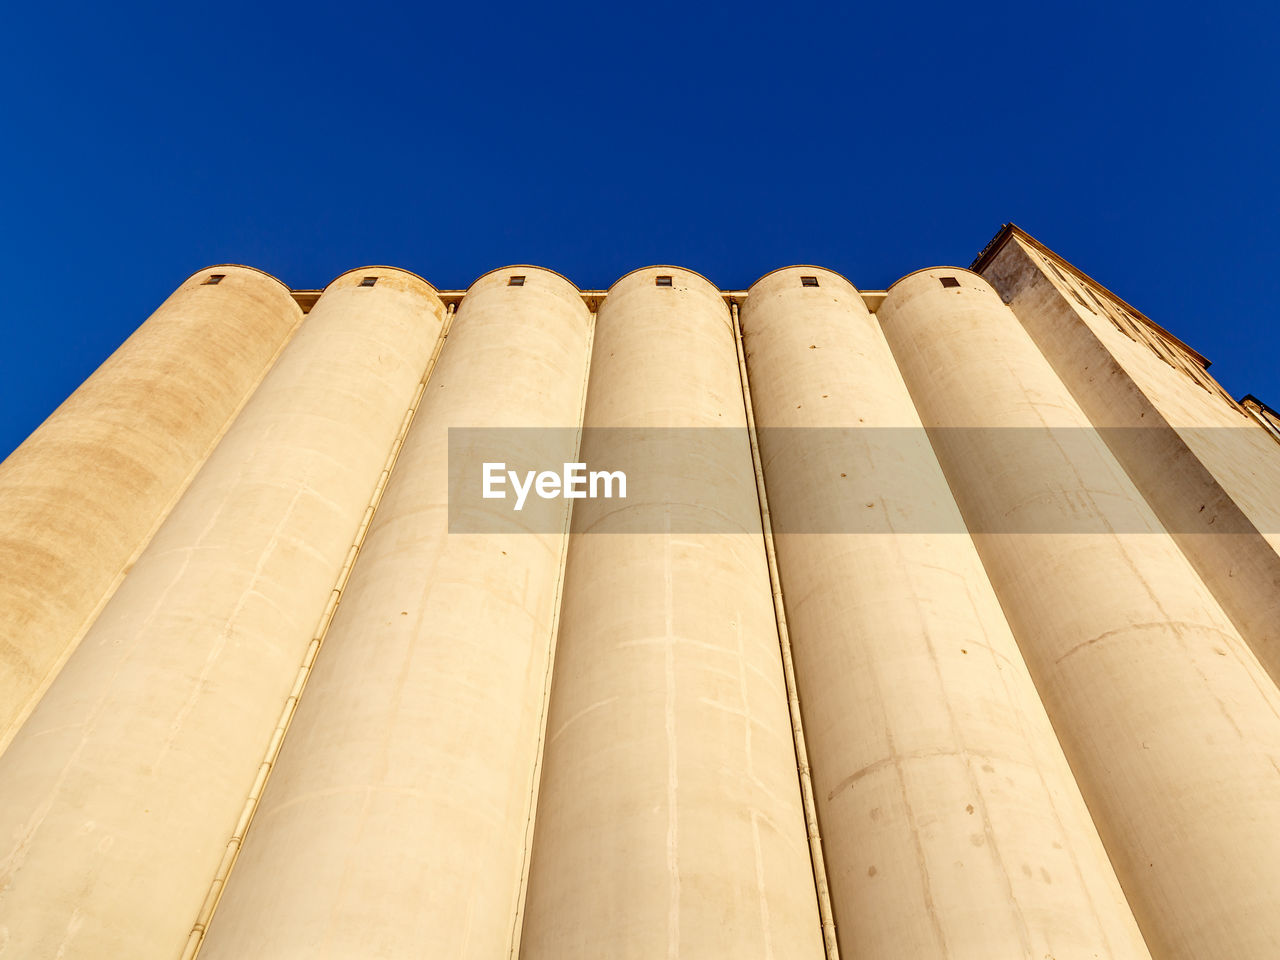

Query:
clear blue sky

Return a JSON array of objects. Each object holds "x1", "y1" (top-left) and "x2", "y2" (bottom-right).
[{"x1": 2, "y1": 0, "x2": 1276, "y2": 459}]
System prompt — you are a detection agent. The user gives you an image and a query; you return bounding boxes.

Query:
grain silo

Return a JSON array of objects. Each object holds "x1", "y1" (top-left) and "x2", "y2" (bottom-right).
[{"x1": 1, "y1": 226, "x2": 1277, "y2": 960}]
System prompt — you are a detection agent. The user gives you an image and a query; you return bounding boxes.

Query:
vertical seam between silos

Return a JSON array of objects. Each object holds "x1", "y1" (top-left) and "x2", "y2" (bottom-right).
[
  {"x1": 0, "y1": 304, "x2": 308, "y2": 759},
  {"x1": 506, "y1": 306, "x2": 598, "y2": 959},
  {"x1": 730, "y1": 300, "x2": 841, "y2": 960},
  {"x1": 176, "y1": 301, "x2": 456, "y2": 960}
]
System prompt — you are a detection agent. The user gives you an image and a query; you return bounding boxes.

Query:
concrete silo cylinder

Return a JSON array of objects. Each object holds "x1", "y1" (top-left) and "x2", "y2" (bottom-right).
[
  {"x1": 0, "y1": 265, "x2": 301, "y2": 747},
  {"x1": 518, "y1": 267, "x2": 826, "y2": 960},
  {"x1": 877, "y1": 268, "x2": 1280, "y2": 960},
  {"x1": 200, "y1": 267, "x2": 594, "y2": 960},
  {"x1": 981, "y1": 239, "x2": 1280, "y2": 695},
  {"x1": 0, "y1": 268, "x2": 445, "y2": 960},
  {"x1": 740, "y1": 266, "x2": 1150, "y2": 959}
]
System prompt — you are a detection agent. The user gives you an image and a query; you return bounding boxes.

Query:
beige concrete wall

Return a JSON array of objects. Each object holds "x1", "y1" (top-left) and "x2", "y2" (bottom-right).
[
  {"x1": 0, "y1": 266, "x2": 301, "y2": 749},
  {"x1": 740, "y1": 266, "x2": 1150, "y2": 959},
  {"x1": 519, "y1": 268, "x2": 825, "y2": 960},
  {"x1": 0, "y1": 269, "x2": 444, "y2": 960},
  {"x1": 878, "y1": 269, "x2": 1280, "y2": 960},
  {"x1": 198, "y1": 267, "x2": 593, "y2": 959},
  {"x1": 980, "y1": 237, "x2": 1280, "y2": 688}
]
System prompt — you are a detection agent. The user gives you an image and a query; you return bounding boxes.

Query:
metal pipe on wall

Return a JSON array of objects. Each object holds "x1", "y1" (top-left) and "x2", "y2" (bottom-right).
[{"x1": 731, "y1": 296, "x2": 841, "y2": 960}]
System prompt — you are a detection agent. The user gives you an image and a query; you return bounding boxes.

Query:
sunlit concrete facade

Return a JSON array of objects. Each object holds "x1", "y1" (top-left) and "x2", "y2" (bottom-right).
[{"x1": 1, "y1": 227, "x2": 1278, "y2": 960}]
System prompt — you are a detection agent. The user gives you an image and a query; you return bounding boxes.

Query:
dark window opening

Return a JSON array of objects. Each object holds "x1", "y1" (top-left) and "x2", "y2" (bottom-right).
[
  {"x1": 359, "y1": 276, "x2": 378, "y2": 287},
  {"x1": 939, "y1": 276, "x2": 961, "y2": 288},
  {"x1": 801, "y1": 276, "x2": 820, "y2": 287},
  {"x1": 203, "y1": 274, "x2": 226, "y2": 285},
  {"x1": 655, "y1": 275, "x2": 673, "y2": 287},
  {"x1": 508, "y1": 276, "x2": 526, "y2": 286}
]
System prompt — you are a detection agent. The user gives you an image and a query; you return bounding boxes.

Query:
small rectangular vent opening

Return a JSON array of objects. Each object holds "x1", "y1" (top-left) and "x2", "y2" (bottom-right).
[
  {"x1": 202, "y1": 274, "x2": 226, "y2": 285},
  {"x1": 939, "y1": 276, "x2": 961, "y2": 288},
  {"x1": 359, "y1": 276, "x2": 379, "y2": 287},
  {"x1": 801, "y1": 276, "x2": 820, "y2": 287},
  {"x1": 655, "y1": 275, "x2": 673, "y2": 287},
  {"x1": 508, "y1": 276, "x2": 525, "y2": 286}
]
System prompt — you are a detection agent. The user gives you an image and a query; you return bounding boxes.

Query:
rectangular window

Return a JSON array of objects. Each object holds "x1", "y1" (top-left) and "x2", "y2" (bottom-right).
[
  {"x1": 508, "y1": 276, "x2": 525, "y2": 286},
  {"x1": 359, "y1": 276, "x2": 378, "y2": 287},
  {"x1": 939, "y1": 276, "x2": 961, "y2": 288},
  {"x1": 655, "y1": 275, "x2": 673, "y2": 287},
  {"x1": 202, "y1": 274, "x2": 226, "y2": 285},
  {"x1": 801, "y1": 276, "x2": 819, "y2": 287}
]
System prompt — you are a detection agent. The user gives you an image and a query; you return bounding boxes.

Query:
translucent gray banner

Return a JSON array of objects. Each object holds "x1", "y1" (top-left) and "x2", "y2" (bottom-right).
[{"x1": 446, "y1": 427, "x2": 1280, "y2": 534}]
